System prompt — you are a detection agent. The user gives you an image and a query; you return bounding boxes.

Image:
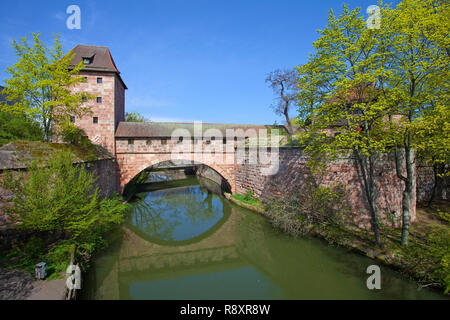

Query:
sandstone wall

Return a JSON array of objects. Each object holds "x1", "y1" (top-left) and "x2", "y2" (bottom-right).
[
  {"x1": 72, "y1": 71, "x2": 118, "y2": 155},
  {"x1": 196, "y1": 164, "x2": 232, "y2": 193},
  {"x1": 235, "y1": 148, "x2": 413, "y2": 229},
  {"x1": 84, "y1": 158, "x2": 119, "y2": 198},
  {"x1": 416, "y1": 163, "x2": 449, "y2": 204},
  {"x1": 114, "y1": 74, "x2": 126, "y2": 130}
]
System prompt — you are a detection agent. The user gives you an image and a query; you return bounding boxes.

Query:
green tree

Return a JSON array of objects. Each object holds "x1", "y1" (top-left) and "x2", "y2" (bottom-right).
[
  {"x1": 295, "y1": 0, "x2": 449, "y2": 246},
  {"x1": 0, "y1": 33, "x2": 93, "y2": 142},
  {"x1": 376, "y1": 0, "x2": 449, "y2": 245},
  {"x1": 0, "y1": 112, "x2": 43, "y2": 146},
  {"x1": 125, "y1": 111, "x2": 148, "y2": 122},
  {"x1": 414, "y1": 104, "x2": 449, "y2": 206},
  {"x1": 295, "y1": 5, "x2": 390, "y2": 246},
  {"x1": 1, "y1": 151, "x2": 127, "y2": 246}
]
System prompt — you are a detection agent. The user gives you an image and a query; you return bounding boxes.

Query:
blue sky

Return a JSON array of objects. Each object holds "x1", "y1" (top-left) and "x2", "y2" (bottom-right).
[{"x1": 0, "y1": 0, "x2": 384, "y2": 125}]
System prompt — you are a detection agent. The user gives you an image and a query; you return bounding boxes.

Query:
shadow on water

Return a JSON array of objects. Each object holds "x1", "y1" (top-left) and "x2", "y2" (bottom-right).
[{"x1": 83, "y1": 174, "x2": 448, "y2": 300}]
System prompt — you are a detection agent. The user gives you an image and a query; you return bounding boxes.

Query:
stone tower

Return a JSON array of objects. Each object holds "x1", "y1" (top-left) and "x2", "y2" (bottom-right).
[{"x1": 69, "y1": 45, "x2": 127, "y2": 155}]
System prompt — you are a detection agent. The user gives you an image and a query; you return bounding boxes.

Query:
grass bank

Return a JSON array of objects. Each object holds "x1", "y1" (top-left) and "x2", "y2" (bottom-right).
[{"x1": 226, "y1": 191, "x2": 265, "y2": 214}]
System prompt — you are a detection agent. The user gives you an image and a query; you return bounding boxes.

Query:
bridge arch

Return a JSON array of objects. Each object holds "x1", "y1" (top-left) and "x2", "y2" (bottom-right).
[{"x1": 116, "y1": 153, "x2": 236, "y2": 195}]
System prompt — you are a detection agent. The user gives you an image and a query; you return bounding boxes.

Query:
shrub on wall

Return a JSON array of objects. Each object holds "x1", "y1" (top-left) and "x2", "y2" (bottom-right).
[
  {"x1": 0, "y1": 151, "x2": 127, "y2": 272},
  {"x1": 59, "y1": 122, "x2": 91, "y2": 146},
  {"x1": 0, "y1": 112, "x2": 43, "y2": 146},
  {"x1": 264, "y1": 175, "x2": 352, "y2": 236}
]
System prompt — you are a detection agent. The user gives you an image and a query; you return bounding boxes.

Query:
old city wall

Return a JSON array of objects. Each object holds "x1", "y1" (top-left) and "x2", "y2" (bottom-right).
[{"x1": 234, "y1": 148, "x2": 413, "y2": 229}]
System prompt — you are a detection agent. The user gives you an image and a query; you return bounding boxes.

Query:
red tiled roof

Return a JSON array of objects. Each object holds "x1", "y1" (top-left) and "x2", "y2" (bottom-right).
[{"x1": 68, "y1": 44, "x2": 127, "y2": 89}]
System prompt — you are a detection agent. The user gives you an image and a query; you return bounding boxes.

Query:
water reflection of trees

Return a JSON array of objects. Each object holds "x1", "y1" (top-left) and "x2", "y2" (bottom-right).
[
  {"x1": 182, "y1": 186, "x2": 223, "y2": 225},
  {"x1": 128, "y1": 193, "x2": 180, "y2": 241},
  {"x1": 128, "y1": 184, "x2": 226, "y2": 241}
]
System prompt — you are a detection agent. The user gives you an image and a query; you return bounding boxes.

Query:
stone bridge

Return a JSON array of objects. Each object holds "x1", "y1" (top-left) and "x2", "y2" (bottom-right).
[{"x1": 114, "y1": 121, "x2": 280, "y2": 194}]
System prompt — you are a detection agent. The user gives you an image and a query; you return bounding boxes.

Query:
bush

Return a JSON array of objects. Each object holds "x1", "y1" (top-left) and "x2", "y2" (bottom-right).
[
  {"x1": 0, "y1": 112, "x2": 43, "y2": 146},
  {"x1": 265, "y1": 200, "x2": 310, "y2": 236},
  {"x1": 264, "y1": 176, "x2": 351, "y2": 236},
  {"x1": 46, "y1": 242, "x2": 74, "y2": 277},
  {"x1": 1, "y1": 151, "x2": 128, "y2": 271},
  {"x1": 244, "y1": 190, "x2": 256, "y2": 201},
  {"x1": 23, "y1": 237, "x2": 46, "y2": 260},
  {"x1": 59, "y1": 122, "x2": 91, "y2": 146},
  {"x1": 429, "y1": 210, "x2": 450, "y2": 294}
]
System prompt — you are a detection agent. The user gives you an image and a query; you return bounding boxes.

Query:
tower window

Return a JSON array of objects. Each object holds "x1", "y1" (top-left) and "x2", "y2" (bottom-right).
[
  {"x1": 223, "y1": 138, "x2": 227, "y2": 144},
  {"x1": 97, "y1": 97, "x2": 102, "y2": 103},
  {"x1": 178, "y1": 137, "x2": 183, "y2": 143},
  {"x1": 97, "y1": 77, "x2": 102, "y2": 84},
  {"x1": 93, "y1": 117, "x2": 98, "y2": 124}
]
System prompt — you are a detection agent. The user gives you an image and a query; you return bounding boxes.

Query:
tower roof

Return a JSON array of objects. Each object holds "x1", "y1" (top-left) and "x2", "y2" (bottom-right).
[{"x1": 69, "y1": 44, "x2": 127, "y2": 89}]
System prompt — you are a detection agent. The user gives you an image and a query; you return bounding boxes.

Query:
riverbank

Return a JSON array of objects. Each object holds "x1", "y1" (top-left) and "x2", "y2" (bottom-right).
[
  {"x1": 225, "y1": 192, "x2": 264, "y2": 214},
  {"x1": 227, "y1": 192, "x2": 449, "y2": 296}
]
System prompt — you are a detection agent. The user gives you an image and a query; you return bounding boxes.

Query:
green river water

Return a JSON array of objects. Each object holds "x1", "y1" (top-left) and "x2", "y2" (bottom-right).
[{"x1": 83, "y1": 176, "x2": 446, "y2": 300}]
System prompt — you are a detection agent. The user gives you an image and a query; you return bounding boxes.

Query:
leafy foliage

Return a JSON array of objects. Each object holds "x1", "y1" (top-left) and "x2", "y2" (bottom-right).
[
  {"x1": 59, "y1": 121, "x2": 91, "y2": 146},
  {"x1": 397, "y1": 207, "x2": 450, "y2": 294},
  {"x1": 231, "y1": 190, "x2": 261, "y2": 207},
  {"x1": 0, "y1": 111, "x2": 43, "y2": 146},
  {"x1": 292, "y1": 0, "x2": 449, "y2": 246},
  {"x1": 0, "y1": 33, "x2": 94, "y2": 142},
  {"x1": 264, "y1": 176, "x2": 351, "y2": 236},
  {"x1": 293, "y1": 4, "x2": 391, "y2": 246},
  {"x1": 125, "y1": 111, "x2": 148, "y2": 122},
  {"x1": 432, "y1": 210, "x2": 450, "y2": 294},
  {"x1": 0, "y1": 151, "x2": 128, "y2": 272}
]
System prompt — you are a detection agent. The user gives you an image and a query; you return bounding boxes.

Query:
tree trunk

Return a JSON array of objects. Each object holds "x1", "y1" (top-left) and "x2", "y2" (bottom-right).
[
  {"x1": 283, "y1": 100, "x2": 293, "y2": 137},
  {"x1": 278, "y1": 81, "x2": 293, "y2": 137},
  {"x1": 43, "y1": 118, "x2": 52, "y2": 142},
  {"x1": 355, "y1": 151, "x2": 381, "y2": 246},
  {"x1": 43, "y1": 123, "x2": 50, "y2": 142},
  {"x1": 400, "y1": 146, "x2": 415, "y2": 246}
]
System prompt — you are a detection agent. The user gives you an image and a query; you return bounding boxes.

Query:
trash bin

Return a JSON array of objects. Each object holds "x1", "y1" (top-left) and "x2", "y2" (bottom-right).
[{"x1": 35, "y1": 262, "x2": 47, "y2": 280}]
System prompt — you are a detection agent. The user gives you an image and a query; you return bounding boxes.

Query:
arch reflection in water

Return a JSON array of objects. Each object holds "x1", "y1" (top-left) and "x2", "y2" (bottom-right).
[{"x1": 126, "y1": 176, "x2": 231, "y2": 244}]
